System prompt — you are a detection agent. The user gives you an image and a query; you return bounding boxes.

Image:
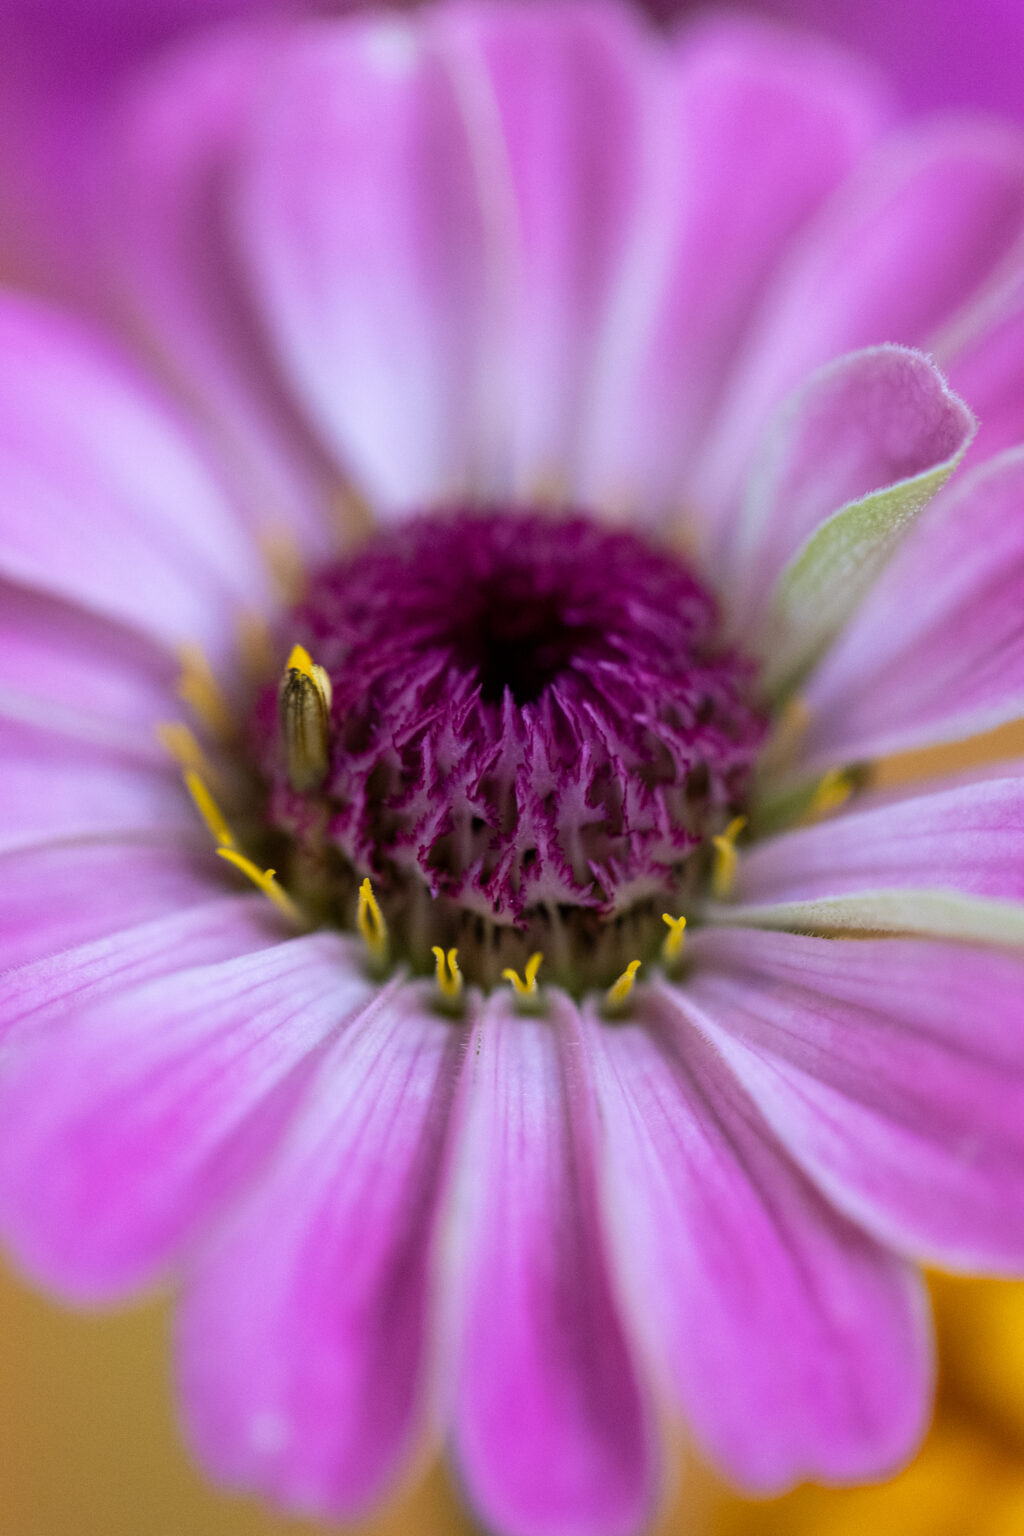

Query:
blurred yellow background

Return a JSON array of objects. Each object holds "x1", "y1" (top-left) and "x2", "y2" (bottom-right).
[
  {"x1": 4, "y1": 734, "x2": 1024, "y2": 1536},
  {"x1": 4, "y1": 1259, "x2": 1024, "y2": 1536}
]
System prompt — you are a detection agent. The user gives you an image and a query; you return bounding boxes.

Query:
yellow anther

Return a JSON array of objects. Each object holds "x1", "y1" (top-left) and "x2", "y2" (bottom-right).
[
  {"x1": 661, "y1": 913, "x2": 688, "y2": 964},
  {"x1": 157, "y1": 721, "x2": 211, "y2": 777},
  {"x1": 177, "y1": 644, "x2": 234, "y2": 739},
  {"x1": 804, "y1": 767, "x2": 853, "y2": 823},
  {"x1": 605, "y1": 959, "x2": 642, "y2": 1010},
  {"x1": 711, "y1": 815, "x2": 747, "y2": 901},
  {"x1": 356, "y1": 877, "x2": 388, "y2": 964},
  {"x1": 502, "y1": 952, "x2": 543, "y2": 998},
  {"x1": 217, "y1": 848, "x2": 300, "y2": 922},
  {"x1": 184, "y1": 769, "x2": 235, "y2": 849},
  {"x1": 279, "y1": 643, "x2": 333, "y2": 793},
  {"x1": 431, "y1": 946, "x2": 463, "y2": 1002},
  {"x1": 284, "y1": 643, "x2": 333, "y2": 708}
]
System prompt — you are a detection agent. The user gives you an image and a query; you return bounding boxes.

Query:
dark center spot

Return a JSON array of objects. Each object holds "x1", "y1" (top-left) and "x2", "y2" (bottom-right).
[
  {"x1": 443, "y1": 583, "x2": 605, "y2": 706},
  {"x1": 256, "y1": 507, "x2": 767, "y2": 989}
]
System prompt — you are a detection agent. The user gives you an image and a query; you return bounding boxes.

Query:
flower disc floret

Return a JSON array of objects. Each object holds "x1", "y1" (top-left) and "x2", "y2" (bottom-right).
[{"x1": 260, "y1": 510, "x2": 765, "y2": 985}]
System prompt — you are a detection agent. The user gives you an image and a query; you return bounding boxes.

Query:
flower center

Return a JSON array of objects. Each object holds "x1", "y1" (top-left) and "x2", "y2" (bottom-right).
[{"x1": 257, "y1": 509, "x2": 766, "y2": 993}]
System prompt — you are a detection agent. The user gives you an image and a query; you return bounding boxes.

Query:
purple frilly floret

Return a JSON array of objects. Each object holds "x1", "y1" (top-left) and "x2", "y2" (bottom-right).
[{"x1": 267, "y1": 511, "x2": 765, "y2": 921}]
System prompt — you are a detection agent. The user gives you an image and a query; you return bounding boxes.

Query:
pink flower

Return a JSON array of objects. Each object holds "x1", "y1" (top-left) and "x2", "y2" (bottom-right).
[{"x1": 2, "y1": 5, "x2": 1024, "y2": 1534}]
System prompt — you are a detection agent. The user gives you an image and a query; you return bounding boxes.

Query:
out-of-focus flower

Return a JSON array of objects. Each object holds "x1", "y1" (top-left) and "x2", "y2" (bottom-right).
[{"x1": 2, "y1": 5, "x2": 1024, "y2": 1535}]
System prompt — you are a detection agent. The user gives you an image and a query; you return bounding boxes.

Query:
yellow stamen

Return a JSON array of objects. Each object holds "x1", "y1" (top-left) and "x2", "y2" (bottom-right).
[
  {"x1": 157, "y1": 721, "x2": 211, "y2": 778},
  {"x1": 711, "y1": 815, "x2": 747, "y2": 901},
  {"x1": 759, "y1": 692, "x2": 811, "y2": 775},
  {"x1": 356, "y1": 877, "x2": 388, "y2": 963},
  {"x1": 606, "y1": 959, "x2": 642, "y2": 1010},
  {"x1": 177, "y1": 644, "x2": 234, "y2": 739},
  {"x1": 284, "y1": 644, "x2": 333, "y2": 708},
  {"x1": 279, "y1": 644, "x2": 333, "y2": 793},
  {"x1": 502, "y1": 952, "x2": 543, "y2": 998},
  {"x1": 332, "y1": 483, "x2": 376, "y2": 545},
  {"x1": 259, "y1": 527, "x2": 306, "y2": 602},
  {"x1": 661, "y1": 913, "x2": 688, "y2": 964},
  {"x1": 184, "y1": 769, "x2": 235, "y2": 848},
  {"x1": 236, "y1": 611, "x2": 276, "y2": 683},
  {"x1": 774, "y1": 693, "x2": 811, "y2": 749},
  {"x1": 803, "y1": 767, "x2": 854, "y2": 822},
  {"x1": 182, "y1": 767, "x2": 299, "y2": 922},
  {"x1": 217, "y1": 848, "x2": 300, "y2": 922},
  {"x1": 431, "y1": 946, "x2": 463, "y2": 1002},
  {"x1": 529, "y1": 470, "x2": 567, "y2": 507}
]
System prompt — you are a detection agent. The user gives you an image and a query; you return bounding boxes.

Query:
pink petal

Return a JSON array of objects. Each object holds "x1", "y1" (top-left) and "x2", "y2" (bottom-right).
[
  {"x1": 582, "y1": 13, "x2": 887, "y2": 518},
  {"x1": 585, "y1": 998, "x2": 930, "y2": 1490},
  {"x1": 715, "y1": 345, "x2": 974, "y2": 634},
  {"x1": 238, "y1": 15, "x2": 490, "y2": 512},
  {"x1": 940, "y1": 271, "x2": 1024, "y2": 464},
  {"x1": 437, "y1": 0, "x2": 650, "y2": 500},
  {"x1": 695, "y1": 120, "x2": 1024, "y2": 518},
  {"x1": 0, "y1": 716, "x2": 193, "y2": 856},
  {"x1": 762, "y1": 0, "x2": 1024, "y2": 121},
  {"x1": 178, "y1": 978, "x2": 467, "y2": 1520},
  {"x1": 103, "y1": 24, "x2": 339, "y2": 559},
  {"x1": 0, "y1": 893, "x2": 283, "y2": 1049},
  {"x1": 801, "y1": 448, "x2": 1024, "y2": 767},
  {"x1": 731, "y1": 776, "x2": 1024, "y2": 935},
  {"x1": 0, "y1": 931, "x2": 368, "y2": 1299},
  {"x1": 681, "y1": 928, "x2": 1024, "y2": 1272},
  {"x1": 0, "y1": 293, "x2": 271, "y2": 660},
  {"x1": 0, "y1": 837, "x2": 222, "y2": 971},
  {"x1": 0, "y1": 578, "x2": 176, "y2": 753},
  {"x1": 446, "y1": 990, "x2": 657, "y2": 1536}
]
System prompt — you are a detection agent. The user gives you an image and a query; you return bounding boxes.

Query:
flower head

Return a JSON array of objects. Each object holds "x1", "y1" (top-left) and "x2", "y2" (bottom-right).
[{"x1": 3, "y1": 5, "x2": 1024, "y2": 1535}]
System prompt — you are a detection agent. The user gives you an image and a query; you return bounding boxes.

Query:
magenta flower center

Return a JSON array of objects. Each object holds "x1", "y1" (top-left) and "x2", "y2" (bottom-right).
[{"x1": 259, "y1": 510, "x2": 766, "y2": 990}]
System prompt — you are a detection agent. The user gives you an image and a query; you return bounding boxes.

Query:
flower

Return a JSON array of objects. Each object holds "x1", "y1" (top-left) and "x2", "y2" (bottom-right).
[{"x1": 2, "y1": 5, "x2": 1024, "y2": 1535}]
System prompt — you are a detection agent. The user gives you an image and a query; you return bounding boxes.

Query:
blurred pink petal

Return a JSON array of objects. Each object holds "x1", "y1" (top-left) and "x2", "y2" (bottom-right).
[
  {"x1": 179, "y1": 977, "x2": 466, "y2": 1518},
  {"x1": 802, "y1": 448, "x2": 1024, "y2": 765},
  {"x1": 447, "y1": 992, "x2": 658, "y2": 1536},
  {"x1": 587, "y1": 997, "x2": 931, "y2": 1489},
  {"x1": 682, "y1": 930, "x2": 1024, "y2": 1270},
  {"x1": 732, "y1": 775, "x2": 1024, "y2": 918},
  {"x1": 695, "y1": 119, "x2": 1024, "y2": 512},
  {"x1": 238, "y1": 15, "x2": 492, "y2": 509},
  {"x1": 582, "y1": 12, "x2": 889, "y2": 513},
  {"x1": 0, "y1": 295, "x2": 270, "y2": 660},
  {"x1": 0, "y1": 932, "x2": 365, "y2": 1298}
]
